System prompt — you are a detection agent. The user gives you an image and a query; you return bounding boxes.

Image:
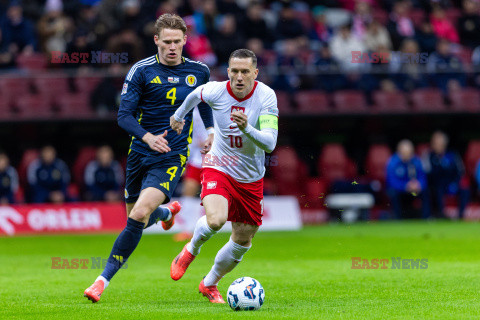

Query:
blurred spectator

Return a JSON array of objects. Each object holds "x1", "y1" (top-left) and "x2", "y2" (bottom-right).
[
  {"x1": 330, "y1": 21, "x2": 365, "y2": 71},
  {"x1": 427, "y1": 39, "x2": 466, "y2": 94},
  {"x1": 0, "y1": 1, "x2": 37, "y2": 56},
  {"x1": 274, "y1": 2, "x2": 305, "y2": 41},
  {"x1": 458, "y1": 0, "x2": 480, "y2": 49},
  {"x1": 272, "y1": 38, "x2": 303, "y2": 93},
  {"x1": 0, "y1": 152, "x2": 18, "y2": 204},
  {"x1": 192, "y1": 0, "x2": 220, "y2": 36},
  {"x1": 430, "y1": 5, "x2": 459, "y2": 43},
  {"x1": 309, "y1": 6, "x2": 333, "y2": 43},
  {"x1": 352, "y1": 0, "x2": 373, "y2": 40},
  {"x1": 364, "y1": 20, "x2": 392, "y2": 52},
  {"x1": 422, "y1": 131, "x2": 469, "y2": 219},
  {"x1": 106, "y1": 27, "x2": 144, "y2": 65},
  {"x1": 37, "y1": 2, "x2": 74, "y2": 54},
  {"x1": 84, "y1": 145, "x2": 123, "y2": 202},
  {"x1": 27, "y1": 145, "x2": 70, "y2": 203},
  {"x1": 386, "y1": 140, "x2": 429, "y2": 219},
  {"x1": 91, "y1": 63, "x2": 124, "y2": 115},
  {"x1": 64, "y1": 29, "x2": 97, "y2": 69},
  {"x1": 387, "y1": 0, "x2": 415, "y2": 50},
  {"x1": 315, "y1": 45, "x2": 349, "y2": 91},
  {"x1": 244, "y1": 2, "x2": 274, "y2": 47},
  {"x1": 210, "y1": 14, "x2": 245, "y2": 65},
  {"x1": 184, "y1": 15, "x2": 217, "y2": 66},
  {"x1": 389, "y1": 39, "x2": 429, "y2": 91},
  {"x1": 415, "y1": 21, "x2": 438, "y2": 53}
]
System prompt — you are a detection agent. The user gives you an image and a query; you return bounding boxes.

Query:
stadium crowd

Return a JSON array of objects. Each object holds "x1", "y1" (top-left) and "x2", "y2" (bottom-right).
[{"x1": 2, "y1": 0, "x2": 480, "y2": 97}]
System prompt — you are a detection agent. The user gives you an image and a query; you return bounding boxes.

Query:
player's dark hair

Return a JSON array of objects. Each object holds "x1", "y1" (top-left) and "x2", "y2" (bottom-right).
[
  {"x1": 154, "y1": 13, "x2": 187, "y2": 35},
  {"x1": 229, "y1": 49, "x2": 257, "y2": 68}
]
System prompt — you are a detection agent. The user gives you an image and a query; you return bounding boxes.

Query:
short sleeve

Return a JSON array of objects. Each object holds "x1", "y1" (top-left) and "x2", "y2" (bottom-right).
[
  {"x1": 121, "y1": 65, "x2": 144, "y2": 103},
  {"x1": 198, "y1": 81, "x2": 220, "y2": 105},
  {"x1": 260, "y1": 89, "x2": 279, "y2": 117}
]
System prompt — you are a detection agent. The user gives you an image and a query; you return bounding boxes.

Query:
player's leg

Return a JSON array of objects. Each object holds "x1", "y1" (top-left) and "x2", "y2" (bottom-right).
[{"x1": 170, "y1": 194, "x2": 228, "y2": 281}]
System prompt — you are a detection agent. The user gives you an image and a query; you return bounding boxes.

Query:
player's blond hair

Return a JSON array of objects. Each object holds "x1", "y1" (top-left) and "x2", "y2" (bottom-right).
[{"x1": 154, "y1": 13, "x2": 187, "y2": 36}]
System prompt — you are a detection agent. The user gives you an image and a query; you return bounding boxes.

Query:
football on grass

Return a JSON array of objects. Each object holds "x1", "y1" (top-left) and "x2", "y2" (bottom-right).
[{"x1": 227, "y1": 277, "x2": 265, "y2": 311}]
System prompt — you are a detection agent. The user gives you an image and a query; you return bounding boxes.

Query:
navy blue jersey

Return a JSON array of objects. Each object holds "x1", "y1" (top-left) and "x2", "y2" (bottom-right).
[{"x1": 118, "y1": 54, "x2": 213, "y2": 158}]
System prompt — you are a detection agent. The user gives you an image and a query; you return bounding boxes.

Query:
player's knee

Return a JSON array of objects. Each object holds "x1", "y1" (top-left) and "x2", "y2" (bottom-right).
[
  {"x1": 206, "y1": 214, "x2": 226, "y2": 231},
  {"x1": 129, "y1": 205, "x2": 152, "y2": 222},
  {"x1": 233, "y1": 238, "x2": 252, "y2": 247}
]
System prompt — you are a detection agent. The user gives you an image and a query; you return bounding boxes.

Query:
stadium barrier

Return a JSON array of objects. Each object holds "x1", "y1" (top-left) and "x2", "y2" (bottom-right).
[{"x1": 0, "y1": 196, "x2": 302, "y2": 236}]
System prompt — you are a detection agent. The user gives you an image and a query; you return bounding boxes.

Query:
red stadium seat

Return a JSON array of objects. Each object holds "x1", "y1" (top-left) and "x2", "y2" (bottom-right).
[
  {"x1": 270, "y1": 146, "x2": 309, "y2": 196},
  {"x1": 411, "y1": 88, "x2": 446, "y2": 112},
  {"x1": 454, "y1": 47, "x2": 472, "y2": 67},
  {"x1": 365, "y1": 144, "x2": 391, "y2": 183},
  {"x1": 56, "y1": 93, "x2": 94, "y2": 118},
  {"x1": 295, "y1": 91, "x2": 330, "y2": 114},
  {"x1": 72, "y1": 146, "x2": 98, "y2": 186},
  {"x1": 0, "y1": 96, "x2": 12, "y2": 119},
  {"x1": 275, "y1": 91, "x2": 294, "y2": 115},
  {"x1": 317, "y1": 143, "x2": 351, "y2": 183},
  {"x1": 304, "y1": 177, "x2": 327, "y2": 208},
  {"x1": 464, "y1": 140, "x2": 480, "y2": 179},
  {"x1": 16, "y1": 94, "x2": 53, "y2": 118},
  {"x1": 332, "y1": 90, "x2": 368, "y2": 113},
  {"x1": 0, "y1": 78, "x2": 32, "y2": 105},
  {"x1": 415, "y1": 142, "x2": 430, "y2": 157},
  {"x1": 16, "y1": 53, "x2": 48, "y2": 71},
  {"x1": 18, "y1": 149, "x2": 39, "y2": 187},
  {"x1": 372, "y1": 90, "x2": 409, "y2": 113},
  {"x1": 408, "y1": 9, "x2": 425, "y2": 27},
  {"x1": 448, "y1": 88, "x2": 480, "y2": 112},
  {"x1": 33, "y1": 76, "x2": 69, "y2": 104},
  {"x1": 75, "y1": 76, "x2": 103, "y2": 95}
]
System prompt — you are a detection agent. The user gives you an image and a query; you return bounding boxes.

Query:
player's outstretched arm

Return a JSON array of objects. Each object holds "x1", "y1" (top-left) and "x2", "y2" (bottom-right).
[
  {"x1": 171, "y1": 86, "x2": 205, "y2": 134},
  {"x1": 231, "y1": 112, "x2": 278, "y2": 153}
]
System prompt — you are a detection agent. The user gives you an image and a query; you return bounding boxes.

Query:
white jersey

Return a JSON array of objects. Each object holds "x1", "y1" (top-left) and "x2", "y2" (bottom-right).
[
  {"x1": 199, "y1": 80, "x2": 278, "y2": 183},
  {"x1": 188, "y1": 108, "x2": 207, "y2": 168}
]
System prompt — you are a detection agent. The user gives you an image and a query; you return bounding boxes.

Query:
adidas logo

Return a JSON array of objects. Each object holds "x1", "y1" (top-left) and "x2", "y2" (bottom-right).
[
  {"x1": 160, "y1": 182, "x2": 170, "y2": 191},
  {"x1": 150, "y1": 76, "x2": 162, "y2": 84}
]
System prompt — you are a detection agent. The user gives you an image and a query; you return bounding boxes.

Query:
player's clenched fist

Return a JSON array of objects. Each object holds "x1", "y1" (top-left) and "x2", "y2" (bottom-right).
[
  {"x1": 170, "y1": 115, "x2": 185, "y2": 134},
  {"x1": 142, "y1": 130, "x2": 171, "y2": 153},
  {"x1": 231, "y1": 111, "x2": 248, "y2": 130}
]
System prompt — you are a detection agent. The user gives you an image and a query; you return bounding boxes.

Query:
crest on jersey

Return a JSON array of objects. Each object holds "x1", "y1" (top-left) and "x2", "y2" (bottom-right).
[
  {"x1": 207, "y1": 181, "x2": 217, "y2": 189},
  {"x1": 121, "y1": 83, "x2": 128, "y2": 95},
  {"x1": 230, "y1": 106, "x2": 245, "y2": 129},
  {"x1": 168, "y1": 77, "x2": 179, "y2": 84},
  {"x1": 186, "y1": 74, "x2": 197, "y2": 87}
]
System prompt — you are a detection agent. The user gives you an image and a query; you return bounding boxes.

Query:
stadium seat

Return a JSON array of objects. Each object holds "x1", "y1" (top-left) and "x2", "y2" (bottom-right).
[
  {"x1": 295, "y1": 91, "x2": 330, "y2": 114},
  {"x1": 317, "y1": 143, "x2": 351, "y2": 184},
  {"x1": 411, "y1": 88, "x2": 446, "y2": 112},
  {"x1": 74, "y1": 76, "x2": 103, "y2": 95},
  {"x1": 0, "y1": 96, "x2": 12, "y2": 119},
  {"x1": 365, "y1": 144, "x2": 391, "y2": 183},
  {"x1": 0, "y1": 78, "x2": 32, "y2": 105},
  {"x1": 72, "y1": 146, "x2": 97, "y2": 186},
  {"x1": 16, "y1": 53, "x2": 48, "y2": 71},
  {"x1": 304, "y1": 177, "x2": 327, "y2": 208},
  {"x1": 270, "y1": 146, "x2": 309, "y2": 196},
  {"x1": 415, "y1": 142, "x2": 430, "y2": 157},
  {"x1": 275, "y1": 91, "x2": 294, "y2": 114},
  {"x1": 464, "y1": 140, "x2": 480, "y2": 178},
  {"x1": 18, "y1": 149, "x2": 39, "y2": 187},
  {"x1": 372, "y1": 90, "x2": 409, "y2": 113},
  {"x1": 33, "y1": 76, "x2": 70, "y2": 104},
  {"x1": 16, "y1": 94, "x2": 53, "y2": 118},
  {"x1": 56, "y1": 93, "x2": 94, "y2": 118},
  {"x1": 448, "y1": 88, "x2": 480, "y2": 112},
  {"x1": 454, "y1": 47, "x2": 472, "y2": 67},
  {"x1": 332, "y1": 90, "x2": 368, "y2": 113}
]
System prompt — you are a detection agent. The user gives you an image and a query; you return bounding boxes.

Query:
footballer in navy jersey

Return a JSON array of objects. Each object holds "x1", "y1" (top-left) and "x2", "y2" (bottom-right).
[{"x1": 84, "y1": 14, "x2": 214, "y2": 303}]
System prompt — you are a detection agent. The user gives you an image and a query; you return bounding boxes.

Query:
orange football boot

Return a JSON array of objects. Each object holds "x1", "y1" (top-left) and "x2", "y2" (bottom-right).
[
  {"x1": 161, "y1": 201, "x2": 181, "y2": 230},
  {"x1": 83, "y1": 279, "x2": 105, "y2": 303},
  {"x1": 199, "y1": 279, "x2": 225, "y2": 303},
  {"x1": 171, "y1": 243, "x2": 196, "y2": 280}
]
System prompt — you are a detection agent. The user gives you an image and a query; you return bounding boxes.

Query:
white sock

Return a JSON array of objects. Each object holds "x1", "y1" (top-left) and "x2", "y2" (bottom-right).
[
  {"x1": 203, "y1": 238, "x2": 251, "y2": 287},
  {"x1": 187, "y1": 215, "x2": 217, "y2": 256},
  {"x1": 96, "y1": 275, "x2": 109, "y2": 289}
]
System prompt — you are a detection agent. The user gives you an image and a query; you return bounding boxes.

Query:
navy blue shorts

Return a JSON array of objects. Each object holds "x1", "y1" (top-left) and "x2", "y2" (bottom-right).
[{"x1": 124, "y1": 150, "x2": 186, "y2": 204}]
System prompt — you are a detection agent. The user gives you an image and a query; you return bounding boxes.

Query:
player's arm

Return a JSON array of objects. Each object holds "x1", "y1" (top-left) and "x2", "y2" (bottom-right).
[
  {"x1": 232, "y1": 112, "x2": 278, "y2": 153},
  {"x1": 197, "y1": 101, "x2": 214, "y2": 153},
  {"x1": 170, "y1": 85, "x2": 205, "y2": 134},
  {"x1": 117, "y1": 68, "x2": 170, "y2": 153}
]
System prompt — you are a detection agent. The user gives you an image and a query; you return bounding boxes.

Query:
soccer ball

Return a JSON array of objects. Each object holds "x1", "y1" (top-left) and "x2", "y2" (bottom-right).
[{"x1": 227, "y1": 277, "x2": 265, "y2": 311}]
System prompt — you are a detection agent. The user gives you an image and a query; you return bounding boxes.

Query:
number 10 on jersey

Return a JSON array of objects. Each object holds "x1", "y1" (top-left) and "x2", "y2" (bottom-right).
[{"x1": 228, "y1": 135, "x2": 243, "y2": 148}]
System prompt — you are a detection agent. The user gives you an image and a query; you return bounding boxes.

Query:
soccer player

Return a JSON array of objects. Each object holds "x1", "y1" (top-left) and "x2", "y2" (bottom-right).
[
  {"x1": 169, "y1": 49, "x2": 278, "y2": 303},
  {"x1": 84, "y1": 14, "x2": 214, "y2": 303}
]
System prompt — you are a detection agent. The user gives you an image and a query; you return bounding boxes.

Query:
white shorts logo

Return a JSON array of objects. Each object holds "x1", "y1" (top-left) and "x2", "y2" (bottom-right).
[{"x1": 207, "y1": 181, "x2": 217, "y2": 189}]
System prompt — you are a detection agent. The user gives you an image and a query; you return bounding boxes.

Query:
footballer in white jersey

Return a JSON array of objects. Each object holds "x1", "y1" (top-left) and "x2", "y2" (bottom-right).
[{"x1": 169, "y1": 49, "x2": 278, "y2": 304}]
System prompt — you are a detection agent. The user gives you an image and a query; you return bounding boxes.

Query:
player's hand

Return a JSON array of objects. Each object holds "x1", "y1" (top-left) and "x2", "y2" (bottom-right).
[
  {"x1": 202, "y1": 133, "x2": 214, "y2": 154},
  {"x1": 143, "y1": 131, "x2": 171, "y2": 153},
  {"x1": 231, "y1": 111, "x2": 248, "y2": 130},
  {"x1": 170, "y1": 115, "x2": 185, "y2": 134}
]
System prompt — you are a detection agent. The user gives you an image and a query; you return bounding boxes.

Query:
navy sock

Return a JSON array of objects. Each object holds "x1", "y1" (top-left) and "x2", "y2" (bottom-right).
[
  {"x1": 144, "y1": 207, "x2": 171, "y2": 229},
  {"x1": 101, "y1": 217, "x2": 144, "y2": 281}
]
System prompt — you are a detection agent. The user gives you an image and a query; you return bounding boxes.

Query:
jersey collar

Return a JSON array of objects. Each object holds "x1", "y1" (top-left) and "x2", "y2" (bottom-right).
[
  {"x1": 155, "y1": 54, "x2": 186, "y2": 66},
  {"x1": 226, "y1": 81, "x2": 258, "y2": 102}
]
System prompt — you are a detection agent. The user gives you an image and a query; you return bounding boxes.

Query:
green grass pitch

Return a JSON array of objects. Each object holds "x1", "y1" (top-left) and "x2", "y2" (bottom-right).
[{"x1": 1, "y1": 221, "x2": 479, "y2": 319}]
